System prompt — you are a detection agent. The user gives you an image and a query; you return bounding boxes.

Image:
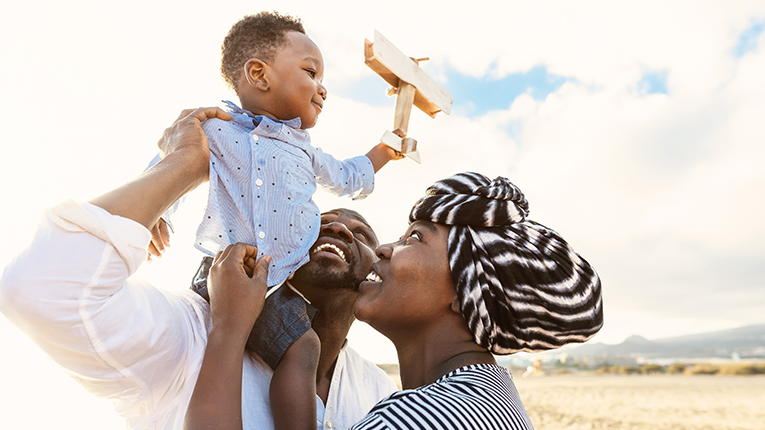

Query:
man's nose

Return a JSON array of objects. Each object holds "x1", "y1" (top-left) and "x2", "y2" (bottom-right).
[{"x1": 321, "y1": 222, "x2": 353, "y2": 243}]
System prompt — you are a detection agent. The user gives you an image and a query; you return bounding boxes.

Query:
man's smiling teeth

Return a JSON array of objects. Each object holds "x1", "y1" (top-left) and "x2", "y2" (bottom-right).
[
  {"x1": 366, "y1": 271, "x2": 382, "y2": 283},
  {"x1": 312, "y1": 243, "x2": 346, "y2": 262}
]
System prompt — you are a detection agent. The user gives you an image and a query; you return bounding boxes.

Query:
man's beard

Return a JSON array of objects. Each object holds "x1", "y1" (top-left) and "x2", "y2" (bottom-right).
[{"x1": 291, "y1": 258, "x2": 363, "y2": 291}]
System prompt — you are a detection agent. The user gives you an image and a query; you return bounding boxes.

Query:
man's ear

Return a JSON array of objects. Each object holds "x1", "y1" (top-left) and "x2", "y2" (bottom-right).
[{"x1": 243, "y1": 59, "x2": 269, "y2": 91}]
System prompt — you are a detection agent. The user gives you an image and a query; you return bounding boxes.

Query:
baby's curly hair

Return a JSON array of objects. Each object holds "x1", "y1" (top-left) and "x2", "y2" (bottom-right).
[{"x1": 221, "y1": 11, "x2": 305, "y2": 93}]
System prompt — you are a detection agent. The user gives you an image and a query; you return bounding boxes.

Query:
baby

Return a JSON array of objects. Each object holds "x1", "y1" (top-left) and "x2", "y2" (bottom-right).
[{"x1": 160, "y1": 11, "x2": 400, "y2": 430}]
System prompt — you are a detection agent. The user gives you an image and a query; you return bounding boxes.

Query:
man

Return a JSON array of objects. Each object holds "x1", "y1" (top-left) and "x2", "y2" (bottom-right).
[{"x1": 0, "y1": 107, "x2": 396, "y2": 430}]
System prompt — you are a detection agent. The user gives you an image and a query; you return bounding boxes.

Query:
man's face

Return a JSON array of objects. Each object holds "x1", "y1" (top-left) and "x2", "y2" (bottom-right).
[
  {"x1": 291, "y1": 209, "x2": 378, "y2": 291},
  {"x1": 265, "y1": 31, "x2": 327, "y2": 129}
]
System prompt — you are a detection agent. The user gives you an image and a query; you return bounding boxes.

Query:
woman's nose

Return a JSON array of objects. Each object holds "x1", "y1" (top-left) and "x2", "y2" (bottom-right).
[{"x1": 375, "y1": 243, "x2": 392, "y2": 260}]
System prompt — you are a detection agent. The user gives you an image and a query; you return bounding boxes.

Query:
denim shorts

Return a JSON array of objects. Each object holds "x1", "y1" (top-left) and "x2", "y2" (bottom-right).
[{"x1": 191, "y1": 257, "x2": 317, "y2": 369}]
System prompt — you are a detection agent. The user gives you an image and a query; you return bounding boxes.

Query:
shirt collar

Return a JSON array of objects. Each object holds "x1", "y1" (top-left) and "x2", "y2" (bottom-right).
[
  {"x1": 222, "y1": 100, "x2": 309, "y2": 147},
  {"x1": 222, "y1": 100, "x2": 303, "y2": 130}
]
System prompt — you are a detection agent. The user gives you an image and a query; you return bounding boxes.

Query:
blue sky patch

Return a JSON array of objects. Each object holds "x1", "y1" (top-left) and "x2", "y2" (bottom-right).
[
  {"x1": 331, "y1": 74, "x2": 392, "y2": 109},
  {"x1": 734, "y1": 22, "x2": 764, "y2": 57},
  {"x1": 442, "y1": 66, "x2": 571, "y2": 117},
  {"x1": 332, "y1": 65, "x2": 572, "y2": 119},
  {"x1": 639, "y1": 70, "x2": 669, "y2": 95}
]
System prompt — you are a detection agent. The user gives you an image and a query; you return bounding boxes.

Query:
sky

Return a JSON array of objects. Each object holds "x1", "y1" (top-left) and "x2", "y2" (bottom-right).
[{"x1": 1, "y1": 0, "x2": 764, "y2": 428}]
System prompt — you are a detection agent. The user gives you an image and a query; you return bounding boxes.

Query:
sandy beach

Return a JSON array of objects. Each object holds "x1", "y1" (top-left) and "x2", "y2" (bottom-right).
[{"x1": 512, "y1": 374, "x2": 765, "y2": 430}]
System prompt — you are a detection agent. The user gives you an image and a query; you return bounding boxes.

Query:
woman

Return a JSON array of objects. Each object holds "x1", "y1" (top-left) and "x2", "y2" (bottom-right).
[
  {"x1": 189, "y1": 172, "x2": 603, "y2": 430},
  {"x1": 350, "y1": 172, "x2": 602, "y2": 429}
]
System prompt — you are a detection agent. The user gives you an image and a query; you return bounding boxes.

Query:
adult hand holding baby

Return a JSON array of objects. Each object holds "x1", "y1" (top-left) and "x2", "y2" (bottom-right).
[
  {"x1": 208, "y1": 243, "x2": 270, "y2": 337},
  {"x1": 146, "y1": 107, "x2": 233, "y2": 260},
  {"x1": 158, "y1": 107, "x2": 232, "y2": 165},
  {"x1": 185, "y1": 243, "x2": 270, "y2": 430},
  {"x1": 90, "y1": 106, "x2": 231, "y2": 232}
]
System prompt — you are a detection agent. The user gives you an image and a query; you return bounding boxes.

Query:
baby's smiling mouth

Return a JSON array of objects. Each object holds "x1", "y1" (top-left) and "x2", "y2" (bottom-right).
[{"x1": 311, "y1": 243, "x2": 346, "y2": 262}]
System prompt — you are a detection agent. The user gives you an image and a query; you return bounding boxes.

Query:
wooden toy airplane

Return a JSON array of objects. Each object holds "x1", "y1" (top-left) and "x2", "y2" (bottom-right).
[{"x1": 365, "y1": 30, "x2": 453, "y2": 163}]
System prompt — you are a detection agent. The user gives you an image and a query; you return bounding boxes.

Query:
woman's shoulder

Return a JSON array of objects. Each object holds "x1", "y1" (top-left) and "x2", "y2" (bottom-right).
[
  {"x1": 353, "y1": 364, "x2": 534, "y2": 430},
  {"x1": 426, "y1": 363, "x2": 516, "y2": 398}
]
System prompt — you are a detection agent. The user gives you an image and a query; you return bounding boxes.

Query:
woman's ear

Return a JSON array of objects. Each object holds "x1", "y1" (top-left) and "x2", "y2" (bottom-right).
[
  {"x1": 243, "y1": 59, "x2": 269, "y2": 91},
  {"x1": 450, "y1": 296, "x2": 461, "y2": 314}
]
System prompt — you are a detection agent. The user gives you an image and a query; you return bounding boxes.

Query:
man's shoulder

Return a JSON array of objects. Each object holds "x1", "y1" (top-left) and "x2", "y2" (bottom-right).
[
  {"x1": 341, "y1": 344, "x2": 379, "y2": 370},
  {"x1": 341, "y1": 345, "x2": 398, "y2": 391},
  {"x1": 166, "y1": 289, "x2": 213, "y2": 331}
]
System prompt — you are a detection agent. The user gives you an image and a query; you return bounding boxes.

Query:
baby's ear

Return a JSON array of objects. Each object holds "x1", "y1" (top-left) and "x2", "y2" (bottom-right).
[{"x1": 243, "y1": 59, "x2": 268, "y2": 91}]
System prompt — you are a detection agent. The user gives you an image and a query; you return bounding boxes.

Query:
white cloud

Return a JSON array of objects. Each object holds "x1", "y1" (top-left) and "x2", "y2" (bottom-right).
[{"x1": 2, "y1": 0, "x2": 763, "y2": 350}]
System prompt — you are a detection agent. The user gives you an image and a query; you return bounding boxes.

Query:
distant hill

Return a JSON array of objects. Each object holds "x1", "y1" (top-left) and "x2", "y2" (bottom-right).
[{"x1": 568, "y1": 324, "x2": 765, "y2": 360}]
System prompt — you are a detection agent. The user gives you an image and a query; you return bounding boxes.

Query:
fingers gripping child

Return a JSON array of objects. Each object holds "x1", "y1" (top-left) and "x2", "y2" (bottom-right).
[{"x1": 184, "y1": 244, "x2": 270, "y2": 430}]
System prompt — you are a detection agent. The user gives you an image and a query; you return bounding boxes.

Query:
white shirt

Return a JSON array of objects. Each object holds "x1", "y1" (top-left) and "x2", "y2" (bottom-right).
[{"x1": 0, "y1": 200, "x2": 396, "y2": 430}]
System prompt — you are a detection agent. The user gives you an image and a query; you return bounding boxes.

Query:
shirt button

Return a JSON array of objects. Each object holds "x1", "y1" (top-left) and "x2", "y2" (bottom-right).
[
  {"x1": 258, "y1": 231, "x2": 265, "y2": 239},
  {"x1": 326, "y1": 421, "x2": 333, "y2": 429},
  {"x1": 256, "y1": 179, "x2": 263, "y2": 187}
]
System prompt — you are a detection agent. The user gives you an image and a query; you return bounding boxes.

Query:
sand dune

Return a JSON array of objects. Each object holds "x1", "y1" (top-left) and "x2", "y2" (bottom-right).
[{"x1": 513, "y1": 374, "x2": 765, "y2": 430}]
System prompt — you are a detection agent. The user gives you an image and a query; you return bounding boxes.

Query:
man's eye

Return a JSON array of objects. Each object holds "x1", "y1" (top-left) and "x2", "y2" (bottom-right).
[{"x1": 356, "y1": 229, "x2": 373, "y2": 243}]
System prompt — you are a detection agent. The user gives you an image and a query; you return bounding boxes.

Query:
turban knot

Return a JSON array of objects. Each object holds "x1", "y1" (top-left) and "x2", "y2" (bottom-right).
[{"x1": 409, "y1": 172, "x2": 603, "y2": 354}]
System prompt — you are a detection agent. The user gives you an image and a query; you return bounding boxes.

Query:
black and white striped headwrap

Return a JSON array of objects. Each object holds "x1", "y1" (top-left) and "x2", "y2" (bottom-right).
[{"x1": 409, "y1": 172, "x2": 603, "y2": 354}]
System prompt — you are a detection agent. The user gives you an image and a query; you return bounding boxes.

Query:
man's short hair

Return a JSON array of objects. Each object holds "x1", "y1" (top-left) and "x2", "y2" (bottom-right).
[{"x1": 220, "y1": 11, "x2": 305, "y2": 93}]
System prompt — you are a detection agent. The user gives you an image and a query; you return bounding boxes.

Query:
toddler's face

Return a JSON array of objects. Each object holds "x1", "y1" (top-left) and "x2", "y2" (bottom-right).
[{"x1": 265, "y1": 32, "x2": 327, "y2": 129}]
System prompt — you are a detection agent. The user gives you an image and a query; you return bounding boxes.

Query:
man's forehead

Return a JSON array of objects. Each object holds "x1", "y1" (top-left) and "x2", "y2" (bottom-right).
[
  {"x1": 321, "y1": 209, "x2": 372, "y2": 228},
  {"x1": 321, "y1": 209, "x2": 378, "y2": 245}
]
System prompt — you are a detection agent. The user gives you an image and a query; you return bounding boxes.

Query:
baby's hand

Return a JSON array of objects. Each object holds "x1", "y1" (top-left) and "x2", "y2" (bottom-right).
[
  {"x1": 391, "y1": 129, "x2": 409, "y2": 159},
  {"x1": 392, "y1": 148, "x2": 406, "y2": 160},
  {"x1": 367, "y1": 141, "x2": 405, "y2": 172},
  {"x1": 147, "y1": 218, "x2": 171, "y2": 261}
]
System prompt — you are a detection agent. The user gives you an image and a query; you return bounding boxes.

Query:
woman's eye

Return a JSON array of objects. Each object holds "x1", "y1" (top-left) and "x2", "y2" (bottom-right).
[{"x1": 408, "y1": 230, "x2": 421, "y2": 241}]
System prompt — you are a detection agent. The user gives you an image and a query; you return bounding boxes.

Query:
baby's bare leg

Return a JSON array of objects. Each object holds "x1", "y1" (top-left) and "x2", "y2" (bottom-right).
[{"x1": 270, "y1": 327, "x2": 321, "y2": 430}]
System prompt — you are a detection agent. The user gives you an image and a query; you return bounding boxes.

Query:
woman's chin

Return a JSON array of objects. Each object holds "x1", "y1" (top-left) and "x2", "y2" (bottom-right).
[
  {"x1": 353, "y1": 290, "x2": 377, "y2": 320},
  {"x1": 352, "y1": 299, "x2": 370, "y2": 323}
]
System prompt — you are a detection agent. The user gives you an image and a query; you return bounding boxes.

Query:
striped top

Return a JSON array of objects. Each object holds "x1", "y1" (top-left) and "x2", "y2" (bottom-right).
[
  {"x1": 351, "y1": 364, "x2": 534, "y2": 430},
  {"x1": 196, "y1": 101, "x2": 374, "y2": 287}
]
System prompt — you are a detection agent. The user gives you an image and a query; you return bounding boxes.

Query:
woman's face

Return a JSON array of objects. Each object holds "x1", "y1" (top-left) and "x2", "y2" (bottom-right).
[{"x1": 354, "y1": 220, "x2": 457, "y2": 337}]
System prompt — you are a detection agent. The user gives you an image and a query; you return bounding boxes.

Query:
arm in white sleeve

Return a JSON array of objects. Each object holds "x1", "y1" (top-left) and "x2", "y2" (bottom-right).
[
  {"x1": 146, "y1": 153, "x2": 185, "y2": 232},
  {"x1": 0, "y1": 200, "x2": 210, "y2": 409},
  {"x1": 310, "y1": 146, "x2": 375, "y2": 201}
]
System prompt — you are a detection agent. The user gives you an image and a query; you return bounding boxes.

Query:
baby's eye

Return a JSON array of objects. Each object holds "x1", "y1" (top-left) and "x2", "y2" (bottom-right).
[{"x1": 305, "y1": 69, "x2": 316, "y2": 78}]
